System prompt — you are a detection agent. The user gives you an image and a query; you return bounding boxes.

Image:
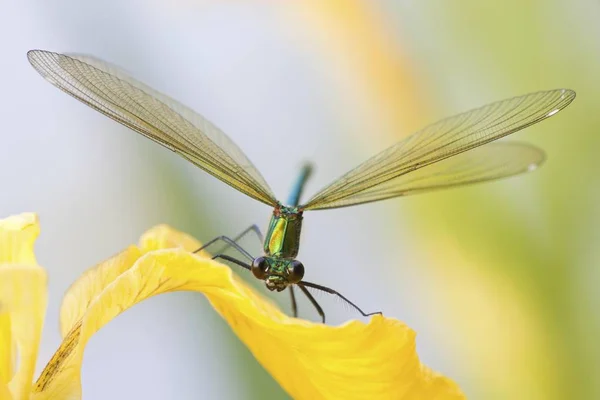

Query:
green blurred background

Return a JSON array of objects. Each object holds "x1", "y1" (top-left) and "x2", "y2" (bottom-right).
[{"x1": 1, "y1": 1, "x2": 598, "y2": 399}]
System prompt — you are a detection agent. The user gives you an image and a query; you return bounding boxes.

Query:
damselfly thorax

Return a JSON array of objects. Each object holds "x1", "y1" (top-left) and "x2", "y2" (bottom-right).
[
  {"x1": 253, "y1": 205, "x2": 305, "y2": 292},
  {"x1": 264, "y1": 205, "x2": 303, "y2": 259}
]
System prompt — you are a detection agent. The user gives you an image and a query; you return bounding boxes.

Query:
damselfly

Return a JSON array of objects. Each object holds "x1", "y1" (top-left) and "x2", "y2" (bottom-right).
[{"x1": 28, "y1": 50, "x2": 575, "y2": 322}]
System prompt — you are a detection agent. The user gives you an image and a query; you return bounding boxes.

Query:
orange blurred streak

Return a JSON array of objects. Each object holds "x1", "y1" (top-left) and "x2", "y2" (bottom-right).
[{"x1": 292, "y1": 0, "x2": 426, "y2": 146}]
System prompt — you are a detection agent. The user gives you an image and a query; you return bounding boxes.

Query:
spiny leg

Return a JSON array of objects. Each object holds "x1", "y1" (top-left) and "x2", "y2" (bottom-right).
[
  {"x1": 289, "y1": 285, "x2": 298, "y2": 318},
  {"x1": 297, "y1": 284, "x2": 325, "y2": 323},
  {"x1": 194, "y1": 224, "x2": 263, "y2": 260},
  {"x1": 194, "y1": 235, "x2": 253, "y2": 261},
  {"x1": 230, "y1": 224, "x2": 264, "y2": 246},
  {"x1": 211, "y1": 254, "x2": 251, "y2": 272},
  {"x1": 300, "y1": 281, "x2": 382, "y2": 318}
]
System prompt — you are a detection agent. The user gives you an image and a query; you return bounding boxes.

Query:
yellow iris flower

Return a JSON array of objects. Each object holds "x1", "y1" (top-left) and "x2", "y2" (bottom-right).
[{"x1": 0, "y1": 212, "x2": 464, "y2": 399}]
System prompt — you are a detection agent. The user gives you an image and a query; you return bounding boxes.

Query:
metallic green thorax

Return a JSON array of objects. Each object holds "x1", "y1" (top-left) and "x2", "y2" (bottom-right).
[
  {"x1": 260, "y1": 205, "x2": 304, "y2": 291},
  {"x1": 264, "y1": 205, "x2": 303, "y2": 259}
]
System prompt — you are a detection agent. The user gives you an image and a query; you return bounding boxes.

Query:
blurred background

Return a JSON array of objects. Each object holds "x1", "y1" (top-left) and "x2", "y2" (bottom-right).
[{"x1": 1, "y1": 0, "x2": 599, "y2": 399}]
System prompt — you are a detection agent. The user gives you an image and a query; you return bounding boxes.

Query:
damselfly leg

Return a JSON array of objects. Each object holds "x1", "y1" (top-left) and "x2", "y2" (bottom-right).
[
  {"x1": 297, "y1": 284, "x2": 325, "y2": 322},
  {"x1": 215, "y1": 224, "x2": 264, "y2": 254},
  {"x1": 289, "y1": 285, "x2": 298, "y2": 318},
  {"x1": 211, "y1": 254, "x2": 251, "y2": 271},
  {"x1": 299, "y1": 281, "x2": 382, "y2": 320},
  {"x1": 194, "y1": 224, "x2": 264, "y2": 262}
]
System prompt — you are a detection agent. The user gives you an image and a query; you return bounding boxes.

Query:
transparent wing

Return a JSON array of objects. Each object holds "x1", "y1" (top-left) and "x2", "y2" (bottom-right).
[
  {"x1": 28, "y1": 49, "x2": 279, "y2": 207},
  {"x1": 303, "y1": 142, "x2": 543, "y2": 209},
  {"x1": 301, "y1": 89, "x2": 574, "y2": 210}
]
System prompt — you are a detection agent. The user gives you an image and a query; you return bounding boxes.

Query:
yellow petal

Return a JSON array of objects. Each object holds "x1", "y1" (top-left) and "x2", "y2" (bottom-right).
[
  {"x1": 0, "y1": 380, "x2": 12, "y2": 400},
  {"x1": 138, "y1": 223, "x2": 204, "y2": 254},
  {"x1": 0, "y1": 265, "x2": 47, "y2": 400},
  {"x1": 0, "y1": 213, "x2": 46, "y2": 400},
  {"x1": 0, "y1": 212, "x2": 39, "y2": 266},
  {"x1": 59, "y1": 246, "x2": 142, "y2": 337},
  {"x1": 0, "y1": 313, "x2": 12, "y2": 386},
  {"x1": 58, "y1": 224, "x2": 204, "y2": 337},
  {"x1": 36, "y1": 225, "x2": 463, "y2": 399}
]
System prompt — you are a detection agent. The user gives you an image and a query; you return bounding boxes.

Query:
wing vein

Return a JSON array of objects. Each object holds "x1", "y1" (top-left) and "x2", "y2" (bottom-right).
[
  {"x1": 28, "y1": 50, "x2": 279, "y2": 207},
  {"x1": 301, "y1": 89, "x2": 574, "y2": 210}
]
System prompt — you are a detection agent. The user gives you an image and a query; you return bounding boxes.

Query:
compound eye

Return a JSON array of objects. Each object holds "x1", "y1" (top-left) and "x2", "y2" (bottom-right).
[
  {"x1": 287, "y1": 260, "x2": 305, "y2": 284},
  {"x1": 251, "y1": 257, "x2": 269, "y2": 280}
]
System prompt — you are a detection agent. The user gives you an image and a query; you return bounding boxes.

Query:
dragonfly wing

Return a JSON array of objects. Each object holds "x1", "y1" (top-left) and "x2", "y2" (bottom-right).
[
  {"x1": 28, "y1": 50, "x2": 279, "y2": 207},
  {"x1": 302, "y1": 142, "x2": 543, "y2": 209},
  {"x1": 301, "y1": 89, "x2": 574, "y2": 210}
]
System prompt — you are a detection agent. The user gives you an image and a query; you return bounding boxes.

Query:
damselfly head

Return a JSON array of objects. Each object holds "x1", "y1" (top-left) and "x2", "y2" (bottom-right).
[{"x1": 252, "y1": 256, "x2": 305, "y2": 291}]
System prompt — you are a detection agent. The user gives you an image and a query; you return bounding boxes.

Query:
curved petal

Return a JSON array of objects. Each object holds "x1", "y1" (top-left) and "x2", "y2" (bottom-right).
[
  {"x1": 0, "y1": 313, "x2": 12, "y2": 386},
  {"x1": 38, "y1": 225, "x2": 463, "y2": 399},
  {"x1": 59, "y1": 246, "x2": 142, "y2": 337},
  {"x1": 59, "y1": 225, "x2": 203, "y2": 336},
  {"x1": 0, "y1": 265, "x2": 47, "y2": 399},
  {"x1": 0, "y1": 381, "x2": 12, "y2": 400},
  {"x1": 137, "y1": 224, "x2": 206, "y2": 254},
  {"x1": 0, "y1": 213, "x2": 47, "y2": 399},
  {"x1": 0, "y1": 212, "x2": 39, "y2": 266}
]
